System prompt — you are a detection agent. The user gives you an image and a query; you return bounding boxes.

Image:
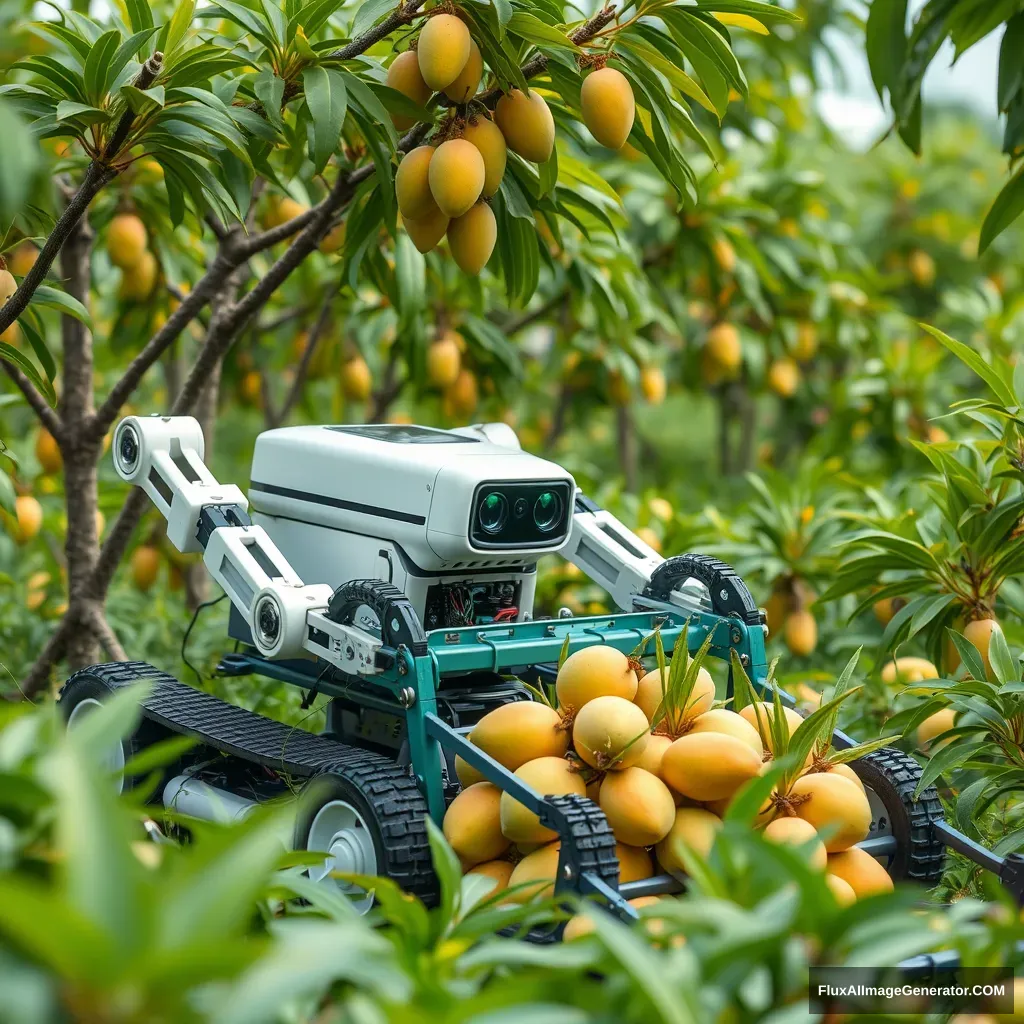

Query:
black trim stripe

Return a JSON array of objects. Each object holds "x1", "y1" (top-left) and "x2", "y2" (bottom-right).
[{"x1": 249, "y1": 480, "x2": 427, "y2": 525}]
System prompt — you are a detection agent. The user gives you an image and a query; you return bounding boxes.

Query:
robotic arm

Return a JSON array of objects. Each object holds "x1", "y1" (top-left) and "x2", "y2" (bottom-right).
[
  {"x1": 112, "y1": 416, "x2": 380, "y2": 672},
  {"x1": 562, "y1": 493, "x2": 666, "y2": 612}
]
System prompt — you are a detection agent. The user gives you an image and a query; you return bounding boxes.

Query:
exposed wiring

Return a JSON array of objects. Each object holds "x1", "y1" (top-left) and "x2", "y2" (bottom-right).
[{"x1": 181, "y1": 592, "x2": 229, "y2": 688}]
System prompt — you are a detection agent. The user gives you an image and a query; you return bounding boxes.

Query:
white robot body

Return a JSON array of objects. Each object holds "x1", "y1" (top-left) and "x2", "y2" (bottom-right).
[
  {"x1": 112, "y1": 415, "x2": 686, "y2": 672},
  {"x1": 248, "y1": 423, "x2": 573, "y2": 571}
]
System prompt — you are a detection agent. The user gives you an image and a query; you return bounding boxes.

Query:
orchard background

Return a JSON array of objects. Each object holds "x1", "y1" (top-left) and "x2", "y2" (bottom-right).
[{"x1": 3, "y1": 0, "x2": 1024, "y2": 1020}]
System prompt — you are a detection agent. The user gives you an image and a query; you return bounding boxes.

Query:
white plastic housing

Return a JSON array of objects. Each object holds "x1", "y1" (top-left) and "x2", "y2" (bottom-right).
[
  {"x1": 113, "y1": 415, "x2": 247, "y2": 553},
  {"x1": 564, "y1": 504, "x2": 664, "y2": 611},
  {"x1": 247, "y1": 424, "x2": 575, "y2": 571}
]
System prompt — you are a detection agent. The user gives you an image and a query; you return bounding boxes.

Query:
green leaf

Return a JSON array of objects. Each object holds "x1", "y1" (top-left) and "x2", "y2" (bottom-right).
[
  {"x1": 125, "y1": 0, "x2": 156, "y2": 34},
  {"x1": 121, "y1": 84, "x2": 165, "y2": 116},
  {"x1": 915, "y1": 738, "x2": 982, "y2": 798},
  {"x1": 351, "y1": 0, "x2": 397, "y2": 38},
  {"x1": 537, "y1": 145, "x2": 557, "y2": 198},
  {"x1": 302, "y1": 66, "x2": 347, "y2": 174},
  {"x1": 83, "y1": 30, "x2": 122, "y2": 104},
  {"x1": 896, "y1": 0, "x2": 960, "y2": 134},
  {"x1": 254, "y1": 69, "x2": 286, "y2": 130},
  {"x1": 920, "y1": 323, "x2": 1017, "y2": 408},
  {"x1": 159, "y1": 809, "x2": 295, "y2": 950},
  {"x1": 987, "y1": 624, "x2": 1016, "y2": 685},
  {"x1": 12, "y1": 56, "x2": 87, "y2": 104},
  {"x1": 585, "y1": 912, "x2": 700, "y2": 1024},
  {"x1": 425, "y1": 816, "x2": 461, "y2": 936},
  {"x1": 979, "y1": 164, "x2": 1024, "y2": 254},
  {"x1": 349, "y1": 106, "x2": 395, "y2": 234},
  {"x1": 338, "y1": 71, "x2": 396, "y2": 147},
  {"x1": 690, "y1": 1, "x2": 800, "y2": 23},
  {"x1": 16, "y1": 310, "x2": 57, "y2": 385},
  {"x1": 56, "y1": 689, "x2": 150, "y2": 954},
  {"x1": 165, "y1": 0, "x2": 198, "y2": 60},
  {"x1": 908, "y1": 592, "x2": 956, "y2": 639},
  {"x1": 865, "y1": 0, "x2": 908, "y2": 103},
  {"x1": 55, "y1": 100, "x2": 110, "y2": 124},
  {"x1": 507, "y1": 12, "x2": 581, "y2": 50},
  {"x1": 0, "y1": 467, "x2": 14, "y2": 515},
  {"x1": 620, "y1": 32, "x2": 717, "y2": 115},
  {"x1": 199, "y1": 1, "x2": 274, "y2": 49},
  {"x1": 827, "y1": 735, "x2": 903, "y2": 766},
  {"x1": 0, "y1": 878, "x2": 114, "y2": 981},
  {"x1": 107, "y1": 27, "x2": 160, "y2": 92},
  {"x1": 724, "y1": 759, "x2": 786, "y2": 826},
  {"x1": 34, "y1": 285, "x2": 93, "y2": 329},
  {"x1": 998, "y1": 13, "x2": 1024, "y2": 111},
  {"x1": 0, "y1": 100, "x2": 41, "y2": 220},
  {"x1": 661, "y1": 8, "x2": 745, "y2": 106},
  {"x1": 0, "y1": 343, "x2": 56, "y2": 405},
  {"x1": 492, "y1": 0, "x2": 513, "y2": 32},
  {"x1": 946, "y1": 628, "x2": 988, "y2": 682},
  {"x1": 289, "y1": 0, "x2": 352, "y2": 39}
]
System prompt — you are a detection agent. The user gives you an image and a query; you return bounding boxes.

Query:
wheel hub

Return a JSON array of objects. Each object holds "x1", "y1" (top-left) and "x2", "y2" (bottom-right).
[
  {"x1": 306, "y1": 799, "x2": 378, "y2": 913},
  {"x1": 66, "y1": 697, "x2": 126, "y2": 794}
]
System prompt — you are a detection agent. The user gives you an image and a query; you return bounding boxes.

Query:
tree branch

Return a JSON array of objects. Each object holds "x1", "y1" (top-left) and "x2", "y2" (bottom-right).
[
  {"x1": 89, "y1": 606, "x2": 128, "y2": 661},
  {"x1": 269, "y1": 290, "x2": 335, "y2": 427},
  {"x1": 0, "y1": 52, "x2": 164, "y2": 336},
  {"x1": 0, "y1": 163, "x2": 112, "y2": 335},
  {"x1": 90, "y1": 247, "x2": 236, "y2": 437},
  {"x1": 0, "y1": 361, "x2": 62, "y2": 438}
]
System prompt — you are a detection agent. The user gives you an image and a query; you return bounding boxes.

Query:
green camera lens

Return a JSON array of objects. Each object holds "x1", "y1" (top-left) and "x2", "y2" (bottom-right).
[
  {"x1": 478, "y1": 491, "x2": 508, "y2": 534},
  {"x1": 533, "y1": 490, "x2": 562, "y2": 532}
]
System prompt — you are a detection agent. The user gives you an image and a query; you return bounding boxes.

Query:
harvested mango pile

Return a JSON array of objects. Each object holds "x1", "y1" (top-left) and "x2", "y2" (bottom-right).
[{"x1": 443, "y1": 632, "x2": 894, "y2": 918}]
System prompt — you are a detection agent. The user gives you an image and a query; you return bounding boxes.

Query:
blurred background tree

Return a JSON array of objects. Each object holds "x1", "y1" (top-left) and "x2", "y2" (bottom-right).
[{"x1": 0, "y1": 0, "x2": 1022, "y2": 715}]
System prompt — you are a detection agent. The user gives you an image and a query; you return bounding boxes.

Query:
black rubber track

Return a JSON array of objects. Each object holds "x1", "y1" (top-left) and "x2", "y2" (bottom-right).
[
  {"x1": 547, "y1": 794, "x2": 620, "y2": 894},
  {"x1": 60, "y1": 662, "x2": 438, "y2": 904},
  {"x1": 852, "y1": 746, "x2": 946, "y2": 885},
  {"x1": 57, "y1": 664, "x2": 175, "y2": 791}
]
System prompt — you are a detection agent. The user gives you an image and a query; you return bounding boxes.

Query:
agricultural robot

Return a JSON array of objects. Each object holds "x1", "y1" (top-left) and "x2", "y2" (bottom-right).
[{"x1": 56, "y1": 415, "x2": 1020, "y2": 958}]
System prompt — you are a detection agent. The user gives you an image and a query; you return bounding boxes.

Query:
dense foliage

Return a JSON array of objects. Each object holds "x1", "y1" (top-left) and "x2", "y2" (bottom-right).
[{"x1": 3, "y1": 0, "x2": 1024, "y2": 1019}]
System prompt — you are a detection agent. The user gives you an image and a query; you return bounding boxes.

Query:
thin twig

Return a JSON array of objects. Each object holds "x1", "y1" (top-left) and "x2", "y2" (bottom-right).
[
  {"x1": 1, "y1": 361, "x2": 62, "y2": 438},
  {"x1": 270, "y1": 290, "x2": 336, "y2": 427}
]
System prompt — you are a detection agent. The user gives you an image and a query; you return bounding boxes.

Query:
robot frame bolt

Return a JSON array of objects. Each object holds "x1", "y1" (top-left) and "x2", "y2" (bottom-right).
[{"x1": 398, "y1": 687, "x2": 416, "y2": 708}]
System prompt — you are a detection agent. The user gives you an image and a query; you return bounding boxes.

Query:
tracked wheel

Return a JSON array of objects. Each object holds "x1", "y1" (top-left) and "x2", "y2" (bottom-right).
[
  {"x1": 852, "y1": 747, "x2": 945, "y2": 885},
  {"x1": 58, "y1": 663, "x2": 176, "y2": 794},
  {"x1": 295, "y1": 760, "x2": 439, "y2": 913}
]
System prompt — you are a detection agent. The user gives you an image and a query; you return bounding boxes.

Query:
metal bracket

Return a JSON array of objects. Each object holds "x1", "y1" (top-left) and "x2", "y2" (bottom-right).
[{"x1": 304, "y1": 611, "x2": 382, "y2": 675}]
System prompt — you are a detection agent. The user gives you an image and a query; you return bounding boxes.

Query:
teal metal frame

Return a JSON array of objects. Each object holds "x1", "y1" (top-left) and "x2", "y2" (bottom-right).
[{"x1": 392, "y1": 605, "x2": 770, "y2": 822}]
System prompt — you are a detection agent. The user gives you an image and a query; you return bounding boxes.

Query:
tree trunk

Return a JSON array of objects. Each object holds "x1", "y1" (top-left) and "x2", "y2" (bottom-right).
[
  {"x1": 58, "y1": 209, "x2": 102, "y2": 669},
  {"x1": 717, "y1": 387, "x2": 733, "y2": 477},
  {"x1": 737, "y1": 382, "x2": 756, "y2": 473}
]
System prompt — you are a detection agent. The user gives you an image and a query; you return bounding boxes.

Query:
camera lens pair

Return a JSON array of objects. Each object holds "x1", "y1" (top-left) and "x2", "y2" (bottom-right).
[{"x1": 478, "y1": 489, "x2": 562, "y2": 535}]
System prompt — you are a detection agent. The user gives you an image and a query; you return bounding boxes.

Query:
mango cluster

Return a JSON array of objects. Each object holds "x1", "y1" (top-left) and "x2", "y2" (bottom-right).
[
  {"x1": 107, "y1": 213, "x2": 158, "y2": 303},
  {"x1": 388, "y1": 9, "x2": 636, "y2": 274},
  {"x1": 441, "y1": 645, "x2": 888, "y2": 917}
]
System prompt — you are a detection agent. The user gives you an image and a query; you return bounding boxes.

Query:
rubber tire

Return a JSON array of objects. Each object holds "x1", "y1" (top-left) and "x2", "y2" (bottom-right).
[
  {"x1": 295, "y1": 763, "x2": 439, "y2": 906},
  {"x1": 57, "y1": 667, "x2": 175, "y2": 793},
  {"x1": 851, "y1": 747, "x2": 945, "y2": 885}
]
